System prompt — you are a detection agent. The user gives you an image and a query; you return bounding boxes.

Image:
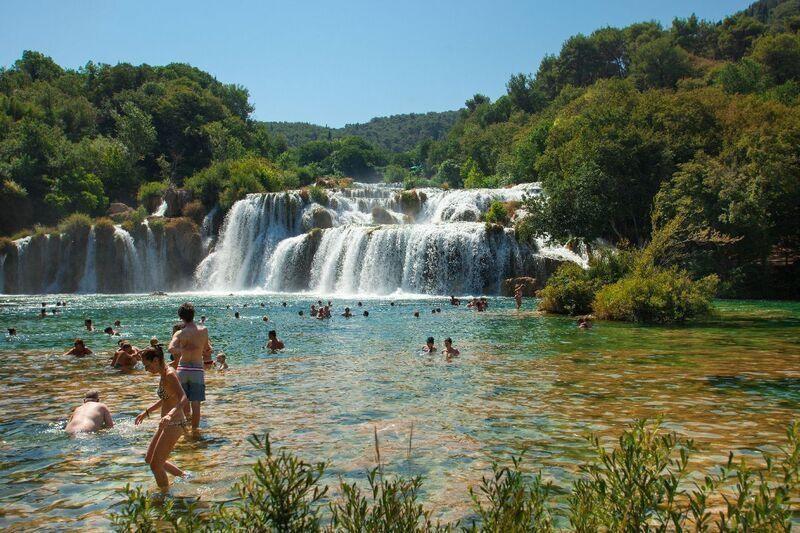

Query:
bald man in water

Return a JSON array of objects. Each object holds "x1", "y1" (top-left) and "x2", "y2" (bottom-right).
[{"x1": 66, "y1": 391, "x2": 114, "y2": 434}]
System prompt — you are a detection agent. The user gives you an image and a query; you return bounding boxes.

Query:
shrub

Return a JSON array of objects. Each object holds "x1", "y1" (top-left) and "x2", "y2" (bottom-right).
[
  {"x1": 110, "y1": 421, "x2": 800, "y2": 532},
  {"x1": 136, "y1": 181, "x2": 168, "y2": 205},
  {"x1": 537, "y1": 263, "x2": 599, "y2": 316},
  {"x1": 307, "y1": 185, "x2": 329, "y2": 206},
  {"x1": 57, "y1": 213, "x2": 93, "y2": 235},
  {"x1": 93, "y1": 217, "x2": 116, "y2": 239},
  {"x1": 593, "y1": 266, "x2": 718, "y2": 323},
  {"x1": 147, "y1": 217, "x2": 165, "y2": 234},
  {"x1": 537, "y1": 250, "x2": 634, "y2": 316},
  {"x1": 219, "y1": 172, "x2": 264, "y2": 210},
  {"x1": 484, "y1": 201, "x2": 510, "y2": 226}
]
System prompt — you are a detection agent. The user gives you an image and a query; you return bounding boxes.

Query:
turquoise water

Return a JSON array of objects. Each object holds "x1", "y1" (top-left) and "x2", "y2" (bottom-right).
[{"x1": 1, "y1": 294, "x2": 799, "y2": 529}]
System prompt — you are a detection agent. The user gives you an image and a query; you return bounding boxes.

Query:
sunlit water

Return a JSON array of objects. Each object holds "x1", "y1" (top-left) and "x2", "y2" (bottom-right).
[{"x1": 1, "y1": 294, "x2": 799, "y2": 530}]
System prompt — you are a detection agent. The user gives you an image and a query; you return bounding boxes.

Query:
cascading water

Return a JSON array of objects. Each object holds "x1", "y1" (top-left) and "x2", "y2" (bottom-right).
[
  {"x1": 200, "y1": 182, "x2": 584, "y2": 296},
  {"x1": 77, "y1": 229, "x2": 97, "y2": 293}
]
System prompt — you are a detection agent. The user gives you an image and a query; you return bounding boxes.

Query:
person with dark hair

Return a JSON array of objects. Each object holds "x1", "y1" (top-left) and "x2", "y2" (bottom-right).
[
  {"x1": 357, "y1": 301, "x2": 363, "y2": 307},
  {"x1": 443, "y1": 337, "x2": 460, "y2": 360},
  {"x1": 64, "y1": 339, "x2": 92, "y2": 357},
  {"x1": 262, "y1": 316, "x2": 269, "y2": 322},
  {"x1": 135, "y1": 345, "x2": 188, "y2": 490},
  {"x1": 310, "y1": 304, "x2": 318, "y2": 317},
  {"x1": 267, "y1": 330, "x2": 284, "y2": 352},
  {"x1": 363, "y1": 310, "x2": 369, "y2": 317},
  {"x1": 234, "y1": 311, "x2": 240, "y2": 319},
  {"x1": 423, "y1": 336, "x2": 437, "y2": 353},
  {"x1": 413, "y1": 311, "x2": 419, "y2": 318},
  {"x1": 298, "y1": 310, "x2": 304, "y2": 317},
  {"x1": 84, "y1": 319, "x2": 94, "y2": 332},
  {"x1": 168, "y1": 302, "x2": 212, "y2": 433},
  {"x1": 66, "y1": 391, "x2": 113, "y2": 434},
  {"x1": 111, "y1": 340, "x2": 139, "y2": 369},
  {"x1": 7, "y1": 328, "x2": 17, "y2": 336},
  {"x1": 342, "y1": 307, "x2": 353, "y2": 318}
]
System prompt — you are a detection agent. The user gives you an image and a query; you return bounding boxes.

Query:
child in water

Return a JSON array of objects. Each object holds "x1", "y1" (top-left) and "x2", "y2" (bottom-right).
[{"x1": 215, "y1": 353, "x2": 229, "y2": 370}]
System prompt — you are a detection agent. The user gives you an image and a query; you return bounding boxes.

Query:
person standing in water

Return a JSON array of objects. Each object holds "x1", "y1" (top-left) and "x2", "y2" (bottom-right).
[
  {"x1": 514, "y1": 284, "x2": 524, "y2": 310},
  {"x1": 66, "y1": 391, "x2": 114, "y2": 434},
  {"x1": 135, "y1": 345, "x2": 188, "y2": 490},
  {"x1": 168, "y1": 302, "x2": 212, "y2": 434}
]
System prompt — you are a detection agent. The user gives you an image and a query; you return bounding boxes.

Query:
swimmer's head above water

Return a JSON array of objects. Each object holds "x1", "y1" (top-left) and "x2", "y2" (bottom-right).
[{"x1": 84, "y1": 390, "x2": 100, "y2": 403}]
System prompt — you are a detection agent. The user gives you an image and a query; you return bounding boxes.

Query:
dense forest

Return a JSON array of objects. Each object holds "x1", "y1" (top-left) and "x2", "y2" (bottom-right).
[
  {"x1": 1, "y1": 0, "x2": 798, "y2": 298},
  {"x1": 408, "y1": 0, "x2": 800, "y2": 298},
  {"x1": 265, "y1": 111, "x2": 459, "y2": 152}
]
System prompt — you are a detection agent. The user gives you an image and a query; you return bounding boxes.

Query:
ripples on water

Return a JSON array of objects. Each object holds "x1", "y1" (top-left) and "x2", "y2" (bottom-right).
[{"x1": 0, "y1": 294, "x2": 799, "y2": 529}]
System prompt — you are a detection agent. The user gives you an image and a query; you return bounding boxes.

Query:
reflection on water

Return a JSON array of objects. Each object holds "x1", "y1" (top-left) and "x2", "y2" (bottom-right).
[{"x1": 0, "y1": 295, "x2": 798, "y2": 529}]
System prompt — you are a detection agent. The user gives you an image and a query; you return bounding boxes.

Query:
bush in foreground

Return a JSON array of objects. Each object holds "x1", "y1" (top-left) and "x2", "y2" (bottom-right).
[{"x1": 111, "y1": 420, "x2": 800, "y2": 532}]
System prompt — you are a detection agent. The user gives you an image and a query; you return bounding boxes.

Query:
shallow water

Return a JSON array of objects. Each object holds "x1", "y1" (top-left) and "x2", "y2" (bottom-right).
[{"x1": 1, "y1": 294, "x2": 799, "y2": 530}]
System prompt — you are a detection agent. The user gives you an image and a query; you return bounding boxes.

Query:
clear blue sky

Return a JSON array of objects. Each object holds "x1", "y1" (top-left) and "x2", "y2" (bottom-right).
[{"x1": 1, "y1": 0, "x2": 752, "y2": 127}]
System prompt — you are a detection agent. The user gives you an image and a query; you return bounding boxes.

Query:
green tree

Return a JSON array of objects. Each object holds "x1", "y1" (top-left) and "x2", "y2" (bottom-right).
[{"x1": 629, "y1": 36, "x2": 693, "y2": 89}]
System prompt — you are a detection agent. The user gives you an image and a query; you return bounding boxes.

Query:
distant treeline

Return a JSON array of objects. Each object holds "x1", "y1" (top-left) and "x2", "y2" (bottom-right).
[{"x1": 264, "y1": 111, "x2": 459, "y2": 153}]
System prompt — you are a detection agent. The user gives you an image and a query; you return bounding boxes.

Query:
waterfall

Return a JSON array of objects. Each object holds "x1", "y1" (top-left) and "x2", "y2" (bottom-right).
[
  {"x1": 77, "y1": 229, "x2": 97, "y2": 293},
  {"x1": 154, "y1": 200, "x2": 168, "y2": 217},
  {"x1": 200, "y1": 206, "x2": 220, "y2": 253},
  {"x1": 0, "y1": 253, "x2": 5, "y2": 294},
  {"x1": 202, "y1": 181, "x2": 583, "y2": 296}
]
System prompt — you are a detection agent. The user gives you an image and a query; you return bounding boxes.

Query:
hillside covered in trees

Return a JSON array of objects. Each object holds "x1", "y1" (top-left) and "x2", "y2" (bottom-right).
[
  {"x1": 264, "y1": 111, "x2": 459, "y2": 152},
  {"x1": 406, "y1": 0, "x2": 800, "y2": 298},
  {"x1": 1, "y1": 0, "x2": 798, "y2": 299}
]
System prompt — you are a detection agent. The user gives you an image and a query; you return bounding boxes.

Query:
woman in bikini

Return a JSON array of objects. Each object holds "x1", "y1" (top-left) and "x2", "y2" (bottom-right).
[{"x1": 134, "y1": 345, "x2": 188, "y2": 490}]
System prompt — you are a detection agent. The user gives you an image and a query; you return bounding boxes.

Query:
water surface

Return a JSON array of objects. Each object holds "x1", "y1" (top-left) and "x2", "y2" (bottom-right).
[{"x1": 1, "y1": 295, "x2": 798, "y2": 530}]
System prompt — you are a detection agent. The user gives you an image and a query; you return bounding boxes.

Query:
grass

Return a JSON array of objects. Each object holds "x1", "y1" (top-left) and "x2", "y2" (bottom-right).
[{"x1": 111, "y1": 419, "x2": 800, "y2": 532}]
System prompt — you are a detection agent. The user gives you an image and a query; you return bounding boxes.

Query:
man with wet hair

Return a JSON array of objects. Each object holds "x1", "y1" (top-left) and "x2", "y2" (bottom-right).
[
  {"x1": 66, "y1": 391, "x2": 114, "y2": 434},
  {"x1": 267, "y1": 330, "x2": 284, "y2": 352},
  {"x1": 168, "y1": 302, "x2": 212, "y2": 433},
  {"x1": 64, "y1": 339, "x2": 92, "y2": 357},
  {"x1": 443, "y1": 337, "x2": 460, "y2": 361}
]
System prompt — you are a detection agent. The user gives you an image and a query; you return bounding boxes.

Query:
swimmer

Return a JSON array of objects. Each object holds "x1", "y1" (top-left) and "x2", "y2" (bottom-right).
[
  {"x1": 423, "y1": 336, "x2": 437, "y2": 353},
  {"x1": 215, "y1": 353, "x2": 229, "y2": 370},
  {"x1": 64, "y1": 339, "x2": 92, "y2": 357},
  {"x1": 450, "y1": 295, "x2": 460, "y2": 306},
  {"x1": 66, "y1": 391, "x2": 114, "y2": 434},
  {"x1": 168, "y1": 302, "x2": 212, "y2": 432},
  {"x1": 363, "y1": 310, "x2": 369, "y2": 317},
  {"x1": 298, "y1": 310, "x2": 304, "y2": 317},
  {"x1": 110, "y1": 341, "x2": 139, "y2": 369},
  {"x1": 8, "y1": 328, "x2": 17, "y2": 336},
  {"x1": 413, "y1": 311, "x2": 419, "y2": 318},
  {"x1": 150, "y1": 337, "x2": 159, "y2": 347},
  {"x1": 342, "y1": 307, "x2": 353, "y2": 318},
  {"x1": 200, "y1": 316, "x2": 206, "y2": 324},
  {"x1": 390, "y1": 302, "x2": 395, "y2": 306},
  {"x1": 260, "y1": 303, "x2": 265, "y2": 308},
  {"x1": 357, "y1": 301, "x2": 363, "y2": 307},
  {"x1": 267, "y1": 330, "x2": 285, "y2": 352},
  {"x1": 310, "y1": 305, "x2": 318, "y2": 317},
  {"x1": 103, "y1": 326, "x2": 120, "y2": 336},
  {"x1": 85, "y1": 319, "x2": 94, "y2": 331},
  {"x1": 114, "y1": 319, "x2": 122, "y2": 327},
  {"x1": 443, "y1": 337, "x2": 460, "y2": 360},
  {"x1": 234, "y1": 312, "x2": 240, "y2": 319},
  {"x1": 282, "y1": 302, "x2": 287, "y2": 307},
  {"x1": 135, "y1": 345, "x2": 188, "y2": 490},
  {"x1": 578, "y1": 317, "x2": 593, "y2": 329},
  {"x1": 262, "y1": 316, "x2": 269, "y2": 322},
  {"x1": 40, "y1": 308, "x2": 46, "y2": 318}
]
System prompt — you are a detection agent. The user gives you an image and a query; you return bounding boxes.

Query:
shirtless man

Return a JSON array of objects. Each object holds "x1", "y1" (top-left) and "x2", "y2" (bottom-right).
[
  {"x1": 442, "y1": 337, "x2": 460, "y2": 361},
  {"x1": 66, "y1": 391, "x2": 114, "y2": 434},
  {"x1": 64, "y1": 339, "x2": 92, "y2": 357},
  {"x1": 168, "y1": 302, "x2": 212, "y2": 433},
  {"x1": 342, "y1": 307, "x2": 353, "y2": 318},
  {"x1": 84, "y1": 319, "x2": 94, "y2": 332},
  {"x1": 267, "y1": 330, "x2": 285, "y2": 352},
  {"x1": 423, "y1": 336, "x2": 437, "y2": 353},
  {"x1": 110, "y1": 341, "x2": 139, "y2": 369}
]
